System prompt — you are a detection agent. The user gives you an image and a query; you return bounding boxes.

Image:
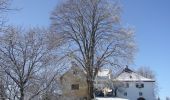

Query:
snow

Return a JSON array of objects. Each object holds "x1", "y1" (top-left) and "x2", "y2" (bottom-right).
[
  {"x1": 113, "y1": 66, "x2": 155, "y2": 82},
  {"x1": 95, "y1": 97, "x2": 128, "y2": 100},
  {"x1": 97, "y1": 69, "x2": 110, "y2": 77},
  {"x1": 114, "y1": 71, "x2": 154, "y2": 82}
]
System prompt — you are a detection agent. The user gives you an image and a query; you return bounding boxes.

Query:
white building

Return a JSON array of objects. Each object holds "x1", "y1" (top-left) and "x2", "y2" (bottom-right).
[
  {"x1": 95, "y1": 66, "x2": 156, "y2": 100},
  {"x1": 114, "y1": 66, "x2": 155, "y2": 100},
  {"x1": 95, "y1": 69, "x2": 112, "y2": 89}
]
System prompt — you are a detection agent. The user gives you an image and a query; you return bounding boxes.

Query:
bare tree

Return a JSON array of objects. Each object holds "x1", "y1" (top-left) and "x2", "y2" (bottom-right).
[
  {"x1": 0, "y1": 26, "x2": 62, "y2": 100},
  {"x1": 50, "y1": 0, "x2": 136, "y2": 99},
  {"x1": 0, "y1": 0, "x2": 11, "y2": 31},
  {"x1": 157, "y1": 97, "x2": 160, "y2": 100},
  {"x1": 0, "y1": 0, "x2": 10, "y2": 11},
  {"x1": 137, "y1": 66, "x2": 158, "y2": 98},
  {"x1": 0, "y1": 70, "x2": 7, "y2": 100},
  {"x1": 27, "y1": 64, "x2": 64, "y2": 100},
  {"x1": 0, "y1": 73, "x2": 19, "y2": 100},
  {"x1": 0, "y1": 1, "x2": 12, "y2": 99},
  {"x1": 111, "y1": 80, "x2": 125, "y2": 97},
  {"x1": 137, "y1": 66, "x2": 155, "y2": 79},
  {"x1": 166, "y1": 97, "x2": 170, "y2": 100},
  {"x1": 39, "y1": 77, "x2": 62, "y2": 100}
]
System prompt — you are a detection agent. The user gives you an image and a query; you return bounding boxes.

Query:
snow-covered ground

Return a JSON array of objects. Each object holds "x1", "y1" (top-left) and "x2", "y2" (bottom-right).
[{"x1": 95, "y1": 97, "x2": 128, "y2": 100}]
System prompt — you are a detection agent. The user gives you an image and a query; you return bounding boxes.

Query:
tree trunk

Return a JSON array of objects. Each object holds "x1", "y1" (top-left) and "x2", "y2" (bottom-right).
[
  {"x1": 20, "y1": 87, "x2": 24, "y2": 100},
  {"x1": 114, "y1": 89, "x2": 117, "y2": 97},
  {"x1": 0, "y1": 82, "x2": 6, "y2": 100},
  {"x1": 115, "y1": 91, "x2": 117, "y2": 97},
  {"x1": 87, "y1": 80, "x2": 94, "y2": 100}
]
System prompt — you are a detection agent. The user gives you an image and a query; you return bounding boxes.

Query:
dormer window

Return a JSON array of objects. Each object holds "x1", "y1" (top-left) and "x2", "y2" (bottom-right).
[
  {"x1": 130, "y1": 75, "x2": 132, "y2": 78},
  {"x1": 136, "y1": 83, "x2": 144, "y2": 88}
]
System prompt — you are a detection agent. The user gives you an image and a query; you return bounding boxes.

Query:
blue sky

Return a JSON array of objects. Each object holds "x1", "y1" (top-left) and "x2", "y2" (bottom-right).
[
  {"x1": 121, "y1": 0, "x2": 170, "y2": 99},
  {"x1": 7, "y1": 0, "x2": 170, "y2": 99}
]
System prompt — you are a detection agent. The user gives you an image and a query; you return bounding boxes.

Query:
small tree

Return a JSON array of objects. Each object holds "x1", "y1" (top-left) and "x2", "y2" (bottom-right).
[
  {"x1": 50, "y1": 0, "x2": 136, "y2": 99},
  {"x1": 166, "y1": 97, "x2": 170, "y2": 100},
  {"x1": 157, "y1": 97, "x2": 160, "y2": 100},
  {"x1": 112, "y1": 80, "x2": 125, "y2": 97},
  {"x1": 137, "y1": 66, "x2": 155, "y2": 79},
  {"x1": 137, "y1": 66, "x2": 158, "y2": 98}
]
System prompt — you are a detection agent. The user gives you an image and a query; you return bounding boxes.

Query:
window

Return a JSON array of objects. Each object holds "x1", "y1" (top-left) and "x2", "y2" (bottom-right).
[
  {"x1": 73, "y1": 70, "x2": 78, "y2": 75},
  {"x1": 125, "y1": 83, "x2": 129, "y2": 88},
  {"x1": 124, "y1": 92, "x2": 127, "y2": 96},
  {"x1": 136, "y1": 84, "x2": 139, "y2": 87},
  {"x1": 71, "y1": 84, "x2": 79, "y2": 90},
  {"x1": 139, "y1": 92, "x2": 143, "y2": 96},
  {"x1": 136, "y1": 83, "x2": 144, "y2": 88}
]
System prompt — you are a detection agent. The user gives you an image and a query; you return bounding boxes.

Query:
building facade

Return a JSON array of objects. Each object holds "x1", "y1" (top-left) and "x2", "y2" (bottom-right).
[
  {"x1": 95, "y1": 69, "x2": 112, "y2": 89},
  {"x1": 113, "y1": 66, "x2": 156, "y2": 100},
  {"x1": 60, "y1": 65, "x2": 88, "y2": 100},
  {"x1": 60, "y1": 65, "x2": 156, "y2": 100}
]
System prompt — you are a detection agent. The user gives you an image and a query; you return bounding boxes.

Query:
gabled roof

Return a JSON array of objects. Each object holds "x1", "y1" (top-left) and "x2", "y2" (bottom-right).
[
  {"x1": 113, "y1": 66, "x2": 155, "y2": 82},
  {"x1": 60, "y1": 64, "x2": 86, "y2": 81}
]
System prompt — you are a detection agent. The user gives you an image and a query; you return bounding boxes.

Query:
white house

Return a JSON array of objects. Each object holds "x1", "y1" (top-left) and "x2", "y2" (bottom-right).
[
  {"x1": 95, "y1": 69, "x2": 112, "y2": 89},
  {"x1": 95, "y1": 66, "x2": 156, "y2": 100}
]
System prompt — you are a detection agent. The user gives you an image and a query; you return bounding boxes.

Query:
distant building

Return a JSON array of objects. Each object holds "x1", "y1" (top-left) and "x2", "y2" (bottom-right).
[{"x1": 95, "y1": 69, "x2": 112, "y2": 89}]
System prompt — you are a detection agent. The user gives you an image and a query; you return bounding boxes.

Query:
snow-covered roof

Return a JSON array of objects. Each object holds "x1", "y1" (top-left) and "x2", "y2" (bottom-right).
[
  {"x1": 113, "y1": 66, "x2": 155, "y2": 82},
  {"x1": 97, "y1": 69, "x2": 110, "y2": 77}
]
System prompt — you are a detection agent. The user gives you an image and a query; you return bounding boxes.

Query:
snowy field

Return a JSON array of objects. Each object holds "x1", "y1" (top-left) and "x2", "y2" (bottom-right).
[{"x1": 94, "y1": 97, "x2": 128, "y2": 100}]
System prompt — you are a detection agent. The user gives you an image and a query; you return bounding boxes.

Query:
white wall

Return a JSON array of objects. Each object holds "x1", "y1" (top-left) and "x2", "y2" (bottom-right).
[{"x1": 117, "y1": 82, "x2": 155, "y2": 100}]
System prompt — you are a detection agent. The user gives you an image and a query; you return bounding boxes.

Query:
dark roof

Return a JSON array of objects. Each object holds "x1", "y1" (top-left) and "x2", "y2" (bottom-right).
[{"x1": 123, "y1": 65, "x2": 133, "y2": 73}]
